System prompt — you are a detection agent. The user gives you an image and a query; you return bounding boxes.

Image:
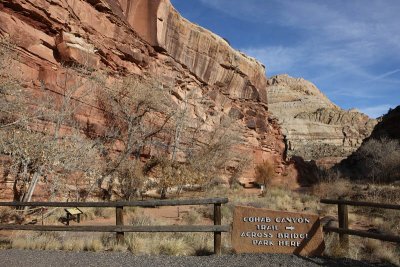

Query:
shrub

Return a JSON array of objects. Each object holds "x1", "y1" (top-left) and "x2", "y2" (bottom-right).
[
  {"x1": 182, "y1": 209, "x2": 201, "y2": 225},
  {"x1": 158, "y1": 238, "x2": 192, "y2": 256},
  {"x1": 347, "y1": 137, "x2": 400, "y2": 183},
  {"x1": 254, "y1": 161, "x2": 275, "y2": 187}
]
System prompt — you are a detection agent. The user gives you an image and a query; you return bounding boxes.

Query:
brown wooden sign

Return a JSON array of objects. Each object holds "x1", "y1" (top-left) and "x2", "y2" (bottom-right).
[{"x1": 232, "y1": 206, "x2": 325, "y2": 256}]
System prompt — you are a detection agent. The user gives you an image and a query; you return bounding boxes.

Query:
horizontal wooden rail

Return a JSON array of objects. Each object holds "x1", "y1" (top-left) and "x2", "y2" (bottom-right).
[
  {"x1": 321, "y1": 198, "x2": 400, "y2": 246},
  {"x1": 320, "y1": 199, "x2": 400, "y2": 210},
  {"x1": 324, "y1": 226, "x2": 400, "y2": 243},
  {"x1": 0, "y1": 198, "x2": 229, "y2": 255},
  {"x1": 0, "y1": 198, "x2": 228, "y2": 208},
  {"x1": 0, "y1": 224, "x2": 230, "y2": 233}
]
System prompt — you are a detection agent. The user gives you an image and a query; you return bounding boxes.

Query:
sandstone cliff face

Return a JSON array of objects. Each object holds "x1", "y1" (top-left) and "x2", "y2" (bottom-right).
[
  {"x1": 119, "y1": 0, "x2": 268, "y2": 102},
  {"x1": 0, "y1": 0, "x2": 285, "y2": 197},
  {"x1": 267, "y1": 74, "x2": 377, "y2": 164}
]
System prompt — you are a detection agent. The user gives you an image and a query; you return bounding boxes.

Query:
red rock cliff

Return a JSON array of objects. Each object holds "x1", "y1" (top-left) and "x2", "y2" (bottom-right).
[
  {"x1": 0, "y1": 0, "x2": 286, "y2": 192},
  {"x1": 119, "y1": 0, "x2": 268, "y2": 102}
]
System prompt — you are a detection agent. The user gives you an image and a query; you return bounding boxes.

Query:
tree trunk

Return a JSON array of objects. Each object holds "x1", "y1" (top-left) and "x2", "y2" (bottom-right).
[
  {"x1": 22, "y1": 169, "x2": 41, "y2": 213},
  {"x1": 160, "y1": 187, "x2": 167, "y2": 199},
  {"x1": 22, "y1": 171, "x2": 40, "y2": 203},
  {"x1": 12, "y1": 179, "x2": 21, "y2": 202},
  {"x1": 177, "y1": 185, "x2": 183, "y2": 196}
]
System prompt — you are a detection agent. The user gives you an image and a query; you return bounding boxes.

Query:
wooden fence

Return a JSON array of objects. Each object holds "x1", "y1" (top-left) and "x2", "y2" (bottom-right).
[
  {"x1": 320, "y1": 198, "x2": 400, "y2": 246},
  {"x1": 0, "y1": 197, "x2": 229, "y2": 255}
]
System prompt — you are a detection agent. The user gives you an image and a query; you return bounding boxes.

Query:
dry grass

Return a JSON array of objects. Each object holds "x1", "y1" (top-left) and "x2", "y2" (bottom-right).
[
  {"x1": 314, "y1": 179, "x2": 400, "y2": 265},
  {"x1": 2, "y1": 182, "x2": 398, "y2": 264},
  {"x1": 323, "y1": 233, "x2": 347, "y2": 258},
  {"x1": 230, "y1": 186, "x2": 320, "y2": 213},
  {"x1": 83, "y1": 207, "x2": 114, "y2": 221},
  {"x1": 312, "y1": 178, "x2": 352, "y2": 199},
  {"x1": 122, "y1": 232, "x2": 209, "y2": 256},
  {"x1": 9, "y1": 231, "x2": 106, "y2": 252},
  {"x1": 0, "y1": 236, "x2": 11, "y2": 249},
  {"x1": 158, "y1": 238, "x2": 192, "y2": 256},
  {"x1": 62, "y1": 238, "x2": 85, "y2": 251},
  {"x1": 199, "y1": 185, "x2": 321, "y2": 232},
  {"x1": 182, "y1": 209, "x2": 202, "y2": 225},
  {"x1": 324, "y1": 235, "x2": 400, "y2": 266},
  {"x1": 4, "y1": 211, "x2": 213, "y2": 256},
  {"x1": 0, "y1": 207, "x2": 25, "y2": 224},
  {"x1": 123, "y1": 212, "x2": 213, "y2": 255},
  {"x1": 11, "y1": 232, "x2": 62, "y2": 251},
  {"x1": 21, "y1": 226, "x2": 400, "y2": 261}
]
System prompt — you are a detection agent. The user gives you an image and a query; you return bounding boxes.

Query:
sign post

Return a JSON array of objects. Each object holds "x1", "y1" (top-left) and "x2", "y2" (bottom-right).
[
  {"x1": 232, "y1": 206, "x2": 325, "y2": 256},
  {"x1": 64, "y1": 207, "x2": 83, "y2": 225}
]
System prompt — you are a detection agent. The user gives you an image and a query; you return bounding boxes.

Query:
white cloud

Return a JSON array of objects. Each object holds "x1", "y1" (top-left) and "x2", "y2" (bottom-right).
[
  {"x1": 200, "y1": 0, "x2": 400, "y2": 70},
  {"x1": 197, "y1": 0, "x2": 400, "y2": 111},
  {"x1": 369, "y1": 69, "x2": 400, "y2": 82}
]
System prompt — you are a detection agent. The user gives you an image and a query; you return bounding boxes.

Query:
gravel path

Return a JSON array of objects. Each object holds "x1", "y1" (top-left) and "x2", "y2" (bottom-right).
[{"x1": 0, "y1": 250, "x2": 395, "y2": 267}]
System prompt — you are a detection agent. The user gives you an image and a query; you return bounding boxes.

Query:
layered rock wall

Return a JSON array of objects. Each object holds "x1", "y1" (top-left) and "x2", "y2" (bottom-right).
[
  {"x1": 0, "y1": 0, "x2": 286, "y2": 199},
  {"x1": 119, "y1": 0, "x2": 268, "y2": 102},
  {"x1": 267, "y1": 74, "x2": 377, "y2": 164}
]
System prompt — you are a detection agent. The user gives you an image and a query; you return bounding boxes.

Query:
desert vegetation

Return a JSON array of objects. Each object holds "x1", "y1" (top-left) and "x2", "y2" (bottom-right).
[
  {"x1": 311, "y1": 170, "x2": 400, "y2": 265},
  {"x1": 341, "y1": 137, "x2": 400, "y2": 183},
  {"x1": 0, "y1": 37, "x2": 104, "y2": 203},
  {"x1": 1, "y1": 27, "x2": 399, "y2": 267},
  {"x1": 1, "y1": 182, "x2": 398, "y2": 265},
  {"x1": 0, "y1": 37, "x2": 245, "y2": 203},
  {"x1": 254, "y1": 161, "x2": 275, "y2": 194}
]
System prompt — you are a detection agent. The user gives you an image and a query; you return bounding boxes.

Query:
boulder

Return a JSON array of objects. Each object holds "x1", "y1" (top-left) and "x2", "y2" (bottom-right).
[{"x1": 56, "y1": 32, "x2": 100, "y2": 68}]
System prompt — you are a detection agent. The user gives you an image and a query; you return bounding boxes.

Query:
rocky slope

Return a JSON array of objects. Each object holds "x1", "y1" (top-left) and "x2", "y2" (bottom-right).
[
  {"x1": 0, "y1": 0, "x2": 286, "y2": 197},
  {"x1": 368, "y1": 105, "x2": 400, "y2": 141},
  {"x1": 267, "y1": 74, "x2": 377, "y2": 165},
  {"x1": 337, "y1": 105, "x2": 400, "y2": 182}
]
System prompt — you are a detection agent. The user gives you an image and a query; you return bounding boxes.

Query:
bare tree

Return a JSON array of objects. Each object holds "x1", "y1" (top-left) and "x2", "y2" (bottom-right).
[
  {"x1": 0, "y1": 37, "x2": 29, "y2": 128},
  {"x1": 147, "y1": 89, "x2": 249, "y2": 198},
  {"x1": 0, "y1": 129, "x2": 101, "y2": 202},
  {"x1": 1, "y1": 35, "x2": 249, "y2": 203},
  {"x1": 94, "y1": 75, "x2": 173, "y2": 199},
  {"x1": 254, "y1": 161, "x2": 275, "y2": 194},
  {"x1": 36, "y1": 62, "x2": 105, "y2": 139},
  {"x1": 0, "y1": 38, "x2": 103, "y2": 203},
  {"x1": 114, "y1": 158, "x2": 146, "y2": 200}
]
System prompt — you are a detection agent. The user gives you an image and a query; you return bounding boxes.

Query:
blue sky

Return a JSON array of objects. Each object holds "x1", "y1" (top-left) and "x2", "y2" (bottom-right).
[{"x1": 171, "y1": 0, "x2": 400, "y2": 118}]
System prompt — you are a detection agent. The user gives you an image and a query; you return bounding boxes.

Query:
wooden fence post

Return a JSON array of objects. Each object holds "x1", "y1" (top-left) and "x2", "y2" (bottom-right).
[
  {"x1": 338, "y1": 201, "x2": 349, "y2": 248},
  {"x1": 214, "y1": 203, "x2": 221, "y2": 255},
  {"x1": 116, "y1": 206, "x2": 124, "y2": 243}
]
